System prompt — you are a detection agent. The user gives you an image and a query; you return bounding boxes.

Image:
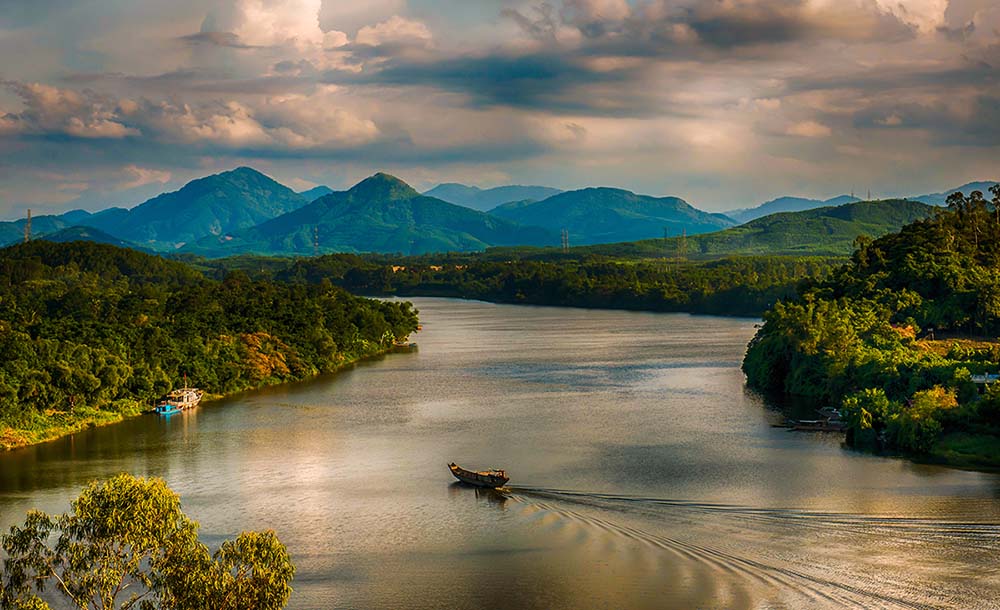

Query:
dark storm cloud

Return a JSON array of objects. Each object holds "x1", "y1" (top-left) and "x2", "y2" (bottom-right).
[
  {"x1": 505, "y1": 0, "x2": 916, "y2": 57},
  {"x1": 327, "y1": 51, "x2": 656, "y2": 116},
  {"x1": 178, "y1": 31, "x2": 259, "y2": 49},
  {"x1": 937, "y1": 20, "x2": 976, "y2": 42},
  {"x1": 851, "y1": 94, "x2": 1000, "y2": 147},
  {"x1": 60, "y1": 69, "x2": 315, "y2": 96},
  {"x1": 678, "y1": 0, "x2": 915, "y2": 48},
  {"x1": 787, "y1": 61, "x2": 997, "y2": 93}
]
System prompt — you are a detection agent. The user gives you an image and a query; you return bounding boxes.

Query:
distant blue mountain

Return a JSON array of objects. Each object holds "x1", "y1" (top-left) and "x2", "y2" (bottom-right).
[
  {"x1": 82, "y1": 167, "x2": 309, "y2": 250},
  {"x1": 907, "y1": 181, "x2": 998, "y2": 206},
  {"x1": 490, "y1": 187, "x2": 735, "y2": 245},
  {"x1": 185, "y1": 173, "x2": 558, "y2": 257},
  {"x1": 424, "y1": 183, "x2": 564, "y2": 212},
  {"x1": 725, "y1": 195, "x2": 860, "y2": 224},
  {"x1": 299, "y1": 185, "x2": 334, "y2": 201}
]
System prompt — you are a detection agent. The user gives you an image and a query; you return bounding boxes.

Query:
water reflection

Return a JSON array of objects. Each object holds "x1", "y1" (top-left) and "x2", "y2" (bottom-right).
[
  {"x1": 448, "y1": 482, "x2": 510, "y2": 509},
  {"x1": 0, "y1": 298, "x2": 998, "y2": 609}
]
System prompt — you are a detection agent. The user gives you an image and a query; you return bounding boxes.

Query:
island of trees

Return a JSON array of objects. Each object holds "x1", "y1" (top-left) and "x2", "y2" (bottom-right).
[
  {"x1": 0, "y1": 241, "x2": 418, "y2": 449},
  {"x1": 743, "y1": 186, "x2": 1000, "y2": 466}
]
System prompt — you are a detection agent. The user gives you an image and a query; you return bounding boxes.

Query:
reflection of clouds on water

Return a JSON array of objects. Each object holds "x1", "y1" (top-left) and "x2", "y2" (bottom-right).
[{"x1": 1, "y1": 298, "x2": 999, "y2": 609}]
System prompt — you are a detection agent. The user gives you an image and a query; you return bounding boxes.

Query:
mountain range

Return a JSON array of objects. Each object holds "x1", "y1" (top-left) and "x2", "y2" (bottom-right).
[
  {"x1": 564, "y1": 199, "x2": 936, "y2": 258},
  {"x1": 724, "y1": 195, "x2": 860, "y2": 224},
  {"x1": 0, "y1": 168, "x2": 994, "y2": 258},
  {"x1": 187, "y1": 174, "x2": 557, "y2": 257},
  {"x1": 299, "y1": 186, "x2": 334, "y2": 201},
  {"x1": 424, "y1": 183, "x2": 563, "y2": 212},
  {"x1": 908, "y1": 181, "x2": 998, "y2": 206},
  {"x1": 490, "y1": 187, "x2": 735, "y2": 245},
  {"x1": 81, "y1": 167, "x2": 309, "y2": 250},
  {"x1": 723, "y1": 181, "x2": 997, "y2": 223}
]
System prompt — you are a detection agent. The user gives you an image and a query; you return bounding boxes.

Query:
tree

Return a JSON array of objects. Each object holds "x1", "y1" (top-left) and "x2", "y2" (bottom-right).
[
  {"x1": 888, "y1": 386, "x2": 958, "y2": 453},
  {"x1": 1, "y1": 474, "x2": 294, "y2": 610},
  {"x1": 841, "y1": 388, "x2": 894, "y2": 449}
]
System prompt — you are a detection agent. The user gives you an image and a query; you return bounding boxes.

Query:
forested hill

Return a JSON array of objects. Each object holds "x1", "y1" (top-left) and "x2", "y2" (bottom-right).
[
  {"x1": 83, "y1": 167, "x2": 309, "y2": 251},
  {"x1": 185, "y1": 173, "x2": 558, "y2": 257},
  {"x1": 743, "y1": 186, "x2": 1000, "y2": 466},
  {"x1": 0, "y1": 241, "x2": 418, "y2": 449},
  {"x1": 556, "y1": 199, "x2": 935, "y2": 259},
  {"x1": 489, "y1": 187, "x2": 734, "y2": 245}
]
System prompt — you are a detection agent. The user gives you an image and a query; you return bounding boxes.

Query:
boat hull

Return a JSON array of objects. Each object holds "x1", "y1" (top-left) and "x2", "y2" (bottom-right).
[{"x1": 448, "y1": 463, "x2": 509, "y2": 488}]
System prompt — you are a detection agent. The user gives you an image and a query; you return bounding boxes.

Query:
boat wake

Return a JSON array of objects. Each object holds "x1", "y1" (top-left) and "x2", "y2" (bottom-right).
[{"x1": 501, "y1": 486, "x2": 1000, "y2": 609}]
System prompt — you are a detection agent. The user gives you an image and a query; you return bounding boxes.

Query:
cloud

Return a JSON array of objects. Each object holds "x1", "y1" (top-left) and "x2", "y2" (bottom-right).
[
  {"x1": 502, "y1": 0, "x2": 918, "y2": 54},
  {"x1": 0, "y1": 82, "x2": 139, "y2": 139},
  {"x1": 786, "y1": 120, "x2": 832, "y2": 137},
  {"x1": 331, "y1": 51, "x2": 647, "y2": 115},
  {"x1": 119, "y1": 165, "x2": 172, "y2": 190},
  {"x1": 1, "y1": 81, "x2": 380, "y2": 151},
  {"x1": 178, "y1": 31, "x2": 259, "y2": 49},
  {"x1": 356, "y1": 16, "x2": 432, "y2": 48},
  {"x1": 204, "y1": 0, "x2": 325, "y2": 48}
]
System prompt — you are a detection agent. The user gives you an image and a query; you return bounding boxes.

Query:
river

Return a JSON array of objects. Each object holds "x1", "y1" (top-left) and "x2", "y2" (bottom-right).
[{"x1": 1, "y1": 298, "x2": 998, "y2": 609}]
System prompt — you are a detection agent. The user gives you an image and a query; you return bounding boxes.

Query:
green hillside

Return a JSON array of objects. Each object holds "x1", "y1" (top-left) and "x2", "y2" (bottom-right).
[
  {"x1": 38, "y1": 226, "x2": 145, "y2": 250},
  {"x1": 0, "y1": 213, "x2": 73, "y2": 247},
  {"x1": 489, "y1": 187, "x2": 734, "y2": 245},
  {"x1": 555, "y1": 199, "x2": 935, "y2": 258},
  {"x1": 743, "y1": 186, "x2": 1000, "y2": 466},
  {"x1": 187, "y1": 173, "x2": 558, "y2": 257},
  {"x1": 725, "y1": 194, "x2": 859, "y2": 224},
  {"x1": 0, "y1": 240, "x2": 417, "y2": 449},
  {"x1": 85, "y1": 167, "x2": 308, "y2": 251}
]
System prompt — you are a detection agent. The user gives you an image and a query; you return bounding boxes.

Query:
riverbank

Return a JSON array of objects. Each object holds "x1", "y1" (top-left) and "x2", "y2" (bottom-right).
[
  {"x1": 0, "y1": 344, "x2": 408, "y2": 452},
  {"x1": 0, "y1": 241, "x2": 419, "y2": 454}
]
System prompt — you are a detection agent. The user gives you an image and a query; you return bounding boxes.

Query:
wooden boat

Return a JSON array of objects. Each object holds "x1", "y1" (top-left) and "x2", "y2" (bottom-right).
[{"x1": 448, "y1": 462, "x2": 509, "y2": 488}]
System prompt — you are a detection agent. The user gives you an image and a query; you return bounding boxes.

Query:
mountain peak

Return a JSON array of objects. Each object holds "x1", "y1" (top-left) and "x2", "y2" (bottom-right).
[
  {"x1": 348, "y1": 173, "x2": 419, "y2": 200},
  {"x1": 218, "y1": 166, "x2": 271, "y2": 181}
]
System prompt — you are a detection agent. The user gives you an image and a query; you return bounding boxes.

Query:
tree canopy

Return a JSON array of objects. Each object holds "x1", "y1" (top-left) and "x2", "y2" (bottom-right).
[
  {"x1": 743, "y1": 186, "x2": 1000, "y2": 466},
  {"x1": 0, "y1": 241, "x2": 418, "y2": 448},
  {"x1": 0, "y1": 473, "x2": 294, "y2": 609}
]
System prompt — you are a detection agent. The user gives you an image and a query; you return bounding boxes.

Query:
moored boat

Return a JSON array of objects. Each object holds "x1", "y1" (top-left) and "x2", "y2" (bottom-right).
[
  {"x1": 153, "y1": 403, "x2": 184, "y2": 416},
  {"x1": 448, "y1": 462, "x2": 509, "y2": 488},
  {"x1": 154, "y1": 385, "x2": 203, "y2": 415}
]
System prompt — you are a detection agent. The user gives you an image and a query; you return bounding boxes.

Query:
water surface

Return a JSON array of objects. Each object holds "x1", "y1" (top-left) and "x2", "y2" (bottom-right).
[{"x1": 2, "y1": 298, "x2": 998, "y2": 608}]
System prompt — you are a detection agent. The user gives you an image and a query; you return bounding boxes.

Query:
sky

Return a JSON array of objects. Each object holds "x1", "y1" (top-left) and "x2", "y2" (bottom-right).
[{"x1": 0, "y1": 0, "x2": 997, "y2": 217}]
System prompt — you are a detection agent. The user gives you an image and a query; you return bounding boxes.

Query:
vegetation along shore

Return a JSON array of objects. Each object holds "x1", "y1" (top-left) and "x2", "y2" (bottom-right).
[
  {"x1": 744, "y1": 187, "x2": 1000, "y2": 468},
  {"x1": 3, "y1": 187, "x2": 999, "y2": 469},
  {"x1": 0, "y1": 241, "x2": 418, "y2": 450}
]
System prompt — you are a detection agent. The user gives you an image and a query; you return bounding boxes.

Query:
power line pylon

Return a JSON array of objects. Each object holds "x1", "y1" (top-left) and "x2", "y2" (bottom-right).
[{"x1": 24, "y1": 209, "x2": 31, "y2": 243}]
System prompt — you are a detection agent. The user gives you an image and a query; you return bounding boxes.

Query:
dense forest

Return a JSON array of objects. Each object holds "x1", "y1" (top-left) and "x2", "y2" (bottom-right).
[
  {"x1": 0, "y1": 241, "x2": 418, "y2": 449},
  {"x1": 196, "y1": 254, "x2": 841, "y2": 317},
  {"x1": 743, "y1": 186, "x2": 1000, "y2": 466}
]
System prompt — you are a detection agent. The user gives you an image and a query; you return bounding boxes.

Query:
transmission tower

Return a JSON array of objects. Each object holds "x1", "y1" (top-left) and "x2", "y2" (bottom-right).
[
  {"x1": 24, "y1": 209, "x2": 31, "y2": 243},
  {"x1": 313, "y1": 226, "x2": 319, "y2": 257},
  {"x1": 678, "y1": 229, "x2": 687, "y2": 260},
  {"x1": 561, "y1": 229, "x2": 569, "y2": 253}
]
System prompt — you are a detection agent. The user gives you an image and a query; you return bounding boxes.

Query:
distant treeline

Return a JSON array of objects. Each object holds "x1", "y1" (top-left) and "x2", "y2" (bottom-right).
[
  {"x1": 193, "y1": 253, "x2": 843, "y2": 318},
  {"x1": 743, "y1": 187, "x2": 1000, "y2": 466},
  {"x1": 0, "y1": 241, "x2": 418, "y2": 448}
]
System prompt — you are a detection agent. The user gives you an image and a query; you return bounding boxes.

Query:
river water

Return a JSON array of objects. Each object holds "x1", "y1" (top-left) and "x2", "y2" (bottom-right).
[{"x1": 1, "y1": 298, "x2": 998, "y2": 609}]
